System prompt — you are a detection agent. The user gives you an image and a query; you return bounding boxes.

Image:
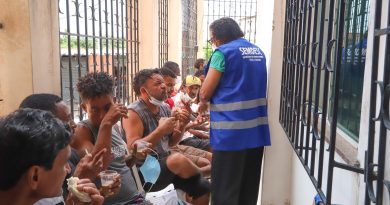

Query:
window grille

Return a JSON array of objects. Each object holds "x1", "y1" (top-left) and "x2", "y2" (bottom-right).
[
  {"x1": 203, "y1": 0, "x2": 257, "y2": 60},
  {"x1": 279, "y1": 0, "x2": 390, "y2": 204},
  {"x1": 182, "y1": 0, "x2": 198, "y2": 76},
  {"x1": 158, "y1": 0, "x2": 169, "y2": 68},
  {"x1": 330, "y1": 0, "x2": 370, "y2": 140},
  {"x1": 58, "y1": 0, "x2": 139, "y2": 121},
  {"x1": 129, "y1": 0, "x2": 140, "y2": 102}
]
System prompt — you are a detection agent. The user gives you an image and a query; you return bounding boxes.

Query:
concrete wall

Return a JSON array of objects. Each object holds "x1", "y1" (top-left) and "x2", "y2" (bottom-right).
[
  {"x1": 255, "y1": 0, "x2": 275, "y2": 69},
  {"x1": 196, "y1": 0, "x2": 204, "y2": 60},
  {"x1": 0, "y1": 0, "x2": 60, "y2": 116},
  {"x1": 260, "y1": 0, "x2": 293, "y2": 204},
  {"x1": 167, "y1": 0, "x2": 183, "y2": 68},
  {"x1": 138, "y1": 0, "x2": 159, "y2": 69}
]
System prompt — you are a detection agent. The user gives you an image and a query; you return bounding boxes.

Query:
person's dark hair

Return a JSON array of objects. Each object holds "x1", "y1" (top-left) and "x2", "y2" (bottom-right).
[
  {"x1": 133, "y1": 68, "x2": 161, "y2": 96},
  {"x1": 194, "y1": 69, "x2": 205, "y2": 78},
  {"x1": 0, "y1": 108, "x2": 71, "y2": 190},
  {"x1": 77, "y1": 72, "x2": 114, "y2": 100},
  {"x1": 19, "y1": 93, "x2": 63, "y2": 114},
  {"x1": 194, "y1": 58, "x2": 205, "y2": 69},
  {"x1": 209, "y1": 17, "x2": 244, "y2": 44},
  {"x1": 159, "y1": 67, "x2": 177, "y2": 79},
  {"x1": 163, "y1": 61, "x2": 180, "y2": 76}
]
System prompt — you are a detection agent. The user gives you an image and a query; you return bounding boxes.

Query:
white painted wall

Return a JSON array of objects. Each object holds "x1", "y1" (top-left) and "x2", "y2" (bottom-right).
[
  {"x1": 260, "y1": 0, "x2": 293, "y2": 204},
  {"x1": 255, "y1": 0, "x2": 275, "y2": 69}
]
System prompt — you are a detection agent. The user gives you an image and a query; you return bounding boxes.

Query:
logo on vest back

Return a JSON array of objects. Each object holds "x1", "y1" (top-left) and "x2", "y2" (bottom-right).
[{"x1": 239, "y1": 47, "x2": 264, "y2": 62}]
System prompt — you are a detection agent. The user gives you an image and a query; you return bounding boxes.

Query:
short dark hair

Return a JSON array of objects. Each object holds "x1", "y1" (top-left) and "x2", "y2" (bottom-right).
[
  {"x1": 77, "y1": 72, "x2": 114, "y2": 100},
  {"x1": 194, "y1": 69, "x2": 205, "y2": 77},
  {"x1": 209, "y1": 17, "x2": 244, "y2": 44},
  {"x1": 133, "y1": 69, "x2": 161, "y2": 96},
  {"x1": 159, "y1": 67, "x2": 177, "y2": 79},
  {"x1": 163, "y1": 61, "x2": 180, "y2": 76},
  {"x1": 194, "y1": 58, "x2": 205, "y2": 69},
  {"x1": 19, "y1": 93, "x2": 63, "y2": 114},
  {"x1": 0, "y1": 108, "x2": 71, "y2": 190}
]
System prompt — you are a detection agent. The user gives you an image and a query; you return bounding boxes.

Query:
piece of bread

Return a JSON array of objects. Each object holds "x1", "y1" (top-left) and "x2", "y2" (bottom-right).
[{"x1": 67, "y1": 177, "x2": 92, "y2": 203}]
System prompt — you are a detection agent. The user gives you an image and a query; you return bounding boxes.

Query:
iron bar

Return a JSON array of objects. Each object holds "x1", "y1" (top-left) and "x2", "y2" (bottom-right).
[
  {"x1": 278, "y1": 0, "x2": 388, "y2": 204},
  {"x1": 84, "y1": 0, "x2": 89, "y2": 72},
  {"x1": 59, "y1": 0, "x2": 137, "y2": 120},
  {"x1": 374, "y1": 0, "x2": 390, "y2": 202},
  {"x1": 74, "y1": 0, "x2": 83, "y2": 121},
  {"x1": 91, "y1": 0, "x2": 97, "y2": 72},
  {"x1": 310, "y1": 0, "x2": 327, "y2": 178},
  {"x1": 65, "y1": 0, "x2": 75, "y2": 117},
  {"x1": 324, "y1": 0, "x2": 346, "y2": 202},
  {"x1": 374, "y1": 26, "x2": 390, "y2": 36},
  {"x1": 105, "y1": 0, "x2": 109, "y2": 73},
  {"x1": 333, "y1": 161, "x2": 364, "y2": 174},
  {"x1": 365, "y1": 0, "x2": 383, "y2": 203}
]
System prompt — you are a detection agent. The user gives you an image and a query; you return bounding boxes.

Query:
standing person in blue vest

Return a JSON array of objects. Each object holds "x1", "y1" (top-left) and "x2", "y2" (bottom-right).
[{"x1": 198, "y1": 17, "x2": 271, "y2": 205}]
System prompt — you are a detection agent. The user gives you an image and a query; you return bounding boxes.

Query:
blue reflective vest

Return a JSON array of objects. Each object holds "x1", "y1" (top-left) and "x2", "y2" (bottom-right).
[{"x1": 205, "y1": 38, "x2": 271, "y2": 151}]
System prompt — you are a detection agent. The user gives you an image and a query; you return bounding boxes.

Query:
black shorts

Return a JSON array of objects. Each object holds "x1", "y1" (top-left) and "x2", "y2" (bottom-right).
[{"x1": 140, "y1": 155, "x2": 210, "y2": 199}]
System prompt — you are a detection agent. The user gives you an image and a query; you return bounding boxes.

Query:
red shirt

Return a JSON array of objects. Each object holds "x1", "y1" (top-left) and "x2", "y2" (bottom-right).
[{"x1": 165, "y1": 98, "x2": 175, "y2": 109}]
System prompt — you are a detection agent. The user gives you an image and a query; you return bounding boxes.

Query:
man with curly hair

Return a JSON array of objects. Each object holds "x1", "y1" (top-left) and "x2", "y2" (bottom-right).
[{"x1": 72, "y1": 72, "x2": 147, "y2": 205}]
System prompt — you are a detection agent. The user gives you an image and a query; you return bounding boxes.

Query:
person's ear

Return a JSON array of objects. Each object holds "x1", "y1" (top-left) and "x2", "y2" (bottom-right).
[
  {"x1": 26, "y1": 166, "x2": 41, "y2": 190},
  {"x1": 140, "y1": 87, "x2": 147, "y2": 95},
  {"x1": 81, "y1": 102, "x2": 87, "y2": 112}
]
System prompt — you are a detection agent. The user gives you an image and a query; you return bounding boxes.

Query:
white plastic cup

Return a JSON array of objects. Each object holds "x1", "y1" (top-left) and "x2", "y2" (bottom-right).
[
  {"x1": 100, "y1": 170, "x2": 117, "y2": 196},
  {"x1": 136, "y1": 140, "x2": 148, "y2": 152}
]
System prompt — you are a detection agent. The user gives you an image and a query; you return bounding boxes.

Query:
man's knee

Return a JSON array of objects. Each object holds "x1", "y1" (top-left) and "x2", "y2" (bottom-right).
[
  {"x1": 197, "y1": 157, "x2": 210, "y2": 167},
  {"x1": 167, "y1": 153, "x2": 187, "y2": 167},
  {"x1": 166, "y1": 153, "x2": 188, "y2": 172},
  {"x1": 167, "y1": 152, "x2": 199, "y2": 178}
]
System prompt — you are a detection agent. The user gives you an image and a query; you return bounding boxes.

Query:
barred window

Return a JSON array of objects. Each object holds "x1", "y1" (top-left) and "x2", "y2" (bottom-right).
[
  {"x1": 203, "y1": 0, "x2": 258, "y2": 60},
  {"x1": 330, "y1": 0, "x2": 370, "y2": 140},
  {"x1": 158, "y1": 0, "x2": 169, "y2": 68},
  {"x1": 59, "y1": 0, "x2": 139, "y2": 121},
  {"x1": 279, "y1": 0, "x2": 389, "y2": 204},
  {"x1": 182, "y1": 0, "x2": 198, "y2": 76}
]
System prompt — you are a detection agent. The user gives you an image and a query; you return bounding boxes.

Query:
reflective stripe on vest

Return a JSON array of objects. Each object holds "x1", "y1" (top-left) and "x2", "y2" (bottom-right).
[
  {"x1": 210, "y1": 116, "x2": 268, "y2": 129},
  {"x1": 210, "y1": 97, "x2": 267, "y2": 112}
]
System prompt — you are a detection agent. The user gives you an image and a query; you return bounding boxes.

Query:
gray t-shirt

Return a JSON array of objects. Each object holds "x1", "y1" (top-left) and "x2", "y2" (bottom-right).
[
  {"x1": 128, "y1": 100, "x2": 171, "y2": 157},
  {"x1": 34, "y1": 196, "x2": 64, "y2": 205},
  {"x1": 80, "y1": 120, "x2": 142, "y2": 205}
]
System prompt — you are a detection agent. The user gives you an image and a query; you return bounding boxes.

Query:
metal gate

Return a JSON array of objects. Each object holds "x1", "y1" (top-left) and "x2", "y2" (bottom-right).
[
  {"x1": 158, "y1": 0, "x2": 169, "y2": 68},
  {"x1": 59, "y1": 0, "x2": 139, "y2": 121},
  {"x1": 182, "y1": 0, "x2": 198, "y2": 76},
  {"x1": 279, "y1": 0, "x2": 390, "y2": 204},
  {"x1": 203, "y1": 0, "x2": 258, "y2": 60}
]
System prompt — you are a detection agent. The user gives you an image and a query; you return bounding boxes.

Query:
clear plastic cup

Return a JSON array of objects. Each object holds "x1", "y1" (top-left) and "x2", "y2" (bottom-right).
[
  {"x1": 136, "y1": 140, "x2": 148, "y2": 152},
  {"x1": 100, "y1": 170, "x2": 117, "y2": 196}
]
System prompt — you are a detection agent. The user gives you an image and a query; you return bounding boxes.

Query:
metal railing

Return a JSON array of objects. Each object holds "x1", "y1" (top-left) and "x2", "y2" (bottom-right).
[
  {"x1": 158, "y1": 0, "x2": 168, "y2": 68},
  {"x1": 59, "y1": 0, "x2": 139, "y2": 121},
  {"x1": 203, "y1": 0, "x2": 257, "y2": 60},
  {"x1": 364, "y1": 0, "x2": 390, "y2": 203},
  {"x1": 182, "y1": 0, "x2": 198, "y2": 76},
  {"x1": 279, "y1": 0, "x2": 389, "y2": 204}
]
